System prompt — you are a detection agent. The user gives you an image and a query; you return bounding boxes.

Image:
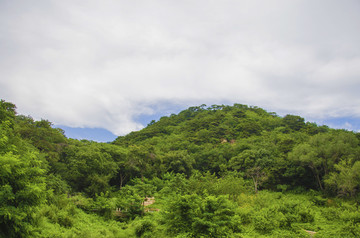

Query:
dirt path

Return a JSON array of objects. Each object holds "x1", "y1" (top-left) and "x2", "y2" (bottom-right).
[{"x1": 304, "y1": 229, "x2": 317, "y2": 237}]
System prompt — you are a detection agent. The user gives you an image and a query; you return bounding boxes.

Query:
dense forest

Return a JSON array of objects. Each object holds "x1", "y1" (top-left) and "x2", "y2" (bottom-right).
[{"x1": 1, "y1": 99, "x2": 360, "y2": 237}]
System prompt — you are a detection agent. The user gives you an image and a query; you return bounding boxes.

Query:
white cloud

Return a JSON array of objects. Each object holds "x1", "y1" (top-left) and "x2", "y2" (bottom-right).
[{"x1": 1, "y1": 0, "x2": 360, "y2": 135}]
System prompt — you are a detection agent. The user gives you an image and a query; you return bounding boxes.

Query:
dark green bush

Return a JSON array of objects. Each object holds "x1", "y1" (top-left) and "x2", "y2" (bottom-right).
[{"x1": 135, "y1": 220, "x2": 155, "y2": 237}]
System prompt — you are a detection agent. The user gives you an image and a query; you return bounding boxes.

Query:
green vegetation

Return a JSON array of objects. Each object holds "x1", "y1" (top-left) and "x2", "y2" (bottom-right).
[{"x1": 1, "y1": 99, "x2": 360, "y2": 237}]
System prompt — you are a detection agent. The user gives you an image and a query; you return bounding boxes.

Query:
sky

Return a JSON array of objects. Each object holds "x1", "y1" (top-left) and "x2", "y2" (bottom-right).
[{"x1": 1, "y1": 0, "x2": 360, "y2": 142}]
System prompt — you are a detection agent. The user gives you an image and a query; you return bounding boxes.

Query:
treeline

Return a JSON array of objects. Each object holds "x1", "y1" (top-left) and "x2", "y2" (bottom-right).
[{"x1": 1, "y1": 100, "x2": 359, "y2": 237}]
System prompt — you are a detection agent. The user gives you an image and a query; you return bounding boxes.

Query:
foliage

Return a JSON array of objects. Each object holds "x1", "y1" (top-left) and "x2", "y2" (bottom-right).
[
  {"x1": 162, "y1": 194, "x2": 241, "y2": 237},
  {"x1": 2, "y1": 99, "x2": 360, "y2": 237},
  {"x1": 0, "y1": 101, "x2": 48, "y2": 237}
]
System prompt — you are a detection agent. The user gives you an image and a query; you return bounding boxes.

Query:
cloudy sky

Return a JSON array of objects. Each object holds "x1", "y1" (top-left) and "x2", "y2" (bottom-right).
[{"x1": 1, "y1": 0, "x2": 360, "y2": 141}]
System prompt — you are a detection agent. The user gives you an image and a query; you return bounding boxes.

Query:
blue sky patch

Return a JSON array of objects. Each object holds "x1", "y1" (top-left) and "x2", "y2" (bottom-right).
[{"x1": 57, "y1": 125, "x2": 117, "y2": 143}]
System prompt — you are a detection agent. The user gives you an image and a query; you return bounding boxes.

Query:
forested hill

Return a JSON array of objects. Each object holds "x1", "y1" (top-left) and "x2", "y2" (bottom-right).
[
  {"x1": 1, "y1": 99, "x2": 360, "y2": 237},
  {"x1": 113, "y1": 103, "x2": 358, "y2": 191}
]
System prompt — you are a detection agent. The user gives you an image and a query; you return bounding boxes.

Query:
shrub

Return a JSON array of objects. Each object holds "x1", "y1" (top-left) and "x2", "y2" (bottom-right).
[{"x1": 135, "y1": 220, "x2": 155, "y2": 237}]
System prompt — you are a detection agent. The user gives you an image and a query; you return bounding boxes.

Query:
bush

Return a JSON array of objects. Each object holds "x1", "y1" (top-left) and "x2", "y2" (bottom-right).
[
  {"x1": 253, "y1": 211, "x2": 275, "y2": 233},
  {"x1": 135, "y1": 220, "x2": 155, "y2": 237},
  {"x1": 163, "y1": 194, "x2": 241, "y2": 237}
]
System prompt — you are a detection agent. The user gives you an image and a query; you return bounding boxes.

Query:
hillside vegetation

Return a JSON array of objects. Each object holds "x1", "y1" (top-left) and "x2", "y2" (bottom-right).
[{"x1": 1, "y1": 100, "x2": 360, "y2": 237}]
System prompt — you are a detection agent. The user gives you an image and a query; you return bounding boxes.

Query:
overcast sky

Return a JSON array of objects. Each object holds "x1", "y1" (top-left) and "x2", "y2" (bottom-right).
[{"x1": 1, "y1": 0, "x2": 360, "y2": 139}]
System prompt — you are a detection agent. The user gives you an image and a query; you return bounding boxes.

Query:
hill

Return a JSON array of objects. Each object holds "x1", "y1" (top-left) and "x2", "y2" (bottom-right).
[{"x1": 1, "y1": 99, "x2": 360, "y2": 237}]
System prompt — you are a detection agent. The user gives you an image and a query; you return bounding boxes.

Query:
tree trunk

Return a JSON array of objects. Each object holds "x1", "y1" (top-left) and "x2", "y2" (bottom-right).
[
  {"x1": 310, "y1": 164, "x2": 324, "y2": 191},
  {"x1": 316, "y1": 173, "x2": 323, "y2": 191},
  {"x1": 119, "y1": 173, "x2": 126, "y2": 190},
  {"x1": 252, "y1": 177, "x2": 258, "y2": 193}
]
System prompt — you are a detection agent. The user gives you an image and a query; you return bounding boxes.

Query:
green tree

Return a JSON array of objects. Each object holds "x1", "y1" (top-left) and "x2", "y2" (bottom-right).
[
  {"x1": 0, "y1": 151, "x2": 47, "y2": 237},
  {"x1": 289, "y1": 131, "x2": 360, "y2": 191},
  {"x1": 126, "y1": 145, "x2": 155, "y2": 181},
  {"x1": 325, "y1": 160, "x2": 360, "y2": 197},
  {"x1": 0, "y1": 100, "x2": 47, "y2": 237},
  {"x1": 283, "y1": 114, "x2": 305, "y2": 131},
  {"x1": 246, "y1": 166, "x2": 268, "y2": 193},
  {"x1": 163, "y1": 150, "x2": 194, "y2": 177},
  {"x1": 0, "y1": 100, "x2": 16, "y2": 124},
  {"x1": 59, "y1": 141, "x2": 118, "y2": 196}
]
